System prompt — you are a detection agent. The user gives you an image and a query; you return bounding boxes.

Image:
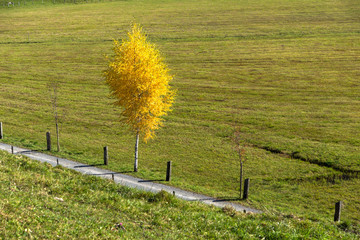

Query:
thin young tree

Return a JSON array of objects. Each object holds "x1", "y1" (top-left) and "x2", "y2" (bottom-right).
[
  {"x1": 234, "y1": 129, "x2": 247, "y2": 198},
  {"x1": 104, "y1": 24, "x2": 175, "y2": 172},
  {"x1": 49, "y1": 82, "x2": 61, "y2": 152}
]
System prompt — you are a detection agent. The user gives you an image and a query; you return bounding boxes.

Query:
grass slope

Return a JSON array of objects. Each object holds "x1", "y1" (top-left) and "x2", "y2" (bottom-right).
[
  {"x1": 0, "y1": 0, "x2": 359, "y2": 226},
  {"x1": 0, "y1": 150, "x2": 359, "y2": 239}
]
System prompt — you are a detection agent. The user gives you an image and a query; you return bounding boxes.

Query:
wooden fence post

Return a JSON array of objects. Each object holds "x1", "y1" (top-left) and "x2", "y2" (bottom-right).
[
  {"x1": 0, "y1": 122, "x2": 3, "y2": 139},
  {"x1": 334, "y1": 201, "x2": 342, "y2": 222},
  {"x1": 243, "y1": 178, "x2": 250, "y2": 200},
  {"x1": 46, "y1": 132, "x2": 51, "y2": 151},
  {"x1": 11, "y1": 146, "x2": 14, "y2": 154},
  {"x1": 166, "y1": 161, "x2": 172, "y2": 181},
  {"x1": 103, "y1": 146, "x2": 108, "y2": 165}
]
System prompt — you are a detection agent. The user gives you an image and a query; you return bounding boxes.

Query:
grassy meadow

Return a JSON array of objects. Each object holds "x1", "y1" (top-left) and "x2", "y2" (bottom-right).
[
  {"x1": 0, "y1": 0, "x2": 360, "y2": 228},
  {"x1": 2, "y1": 150, "x2": 359, "y2": 239}
]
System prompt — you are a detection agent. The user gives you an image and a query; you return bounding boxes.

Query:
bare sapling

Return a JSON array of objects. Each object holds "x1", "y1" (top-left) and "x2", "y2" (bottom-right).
[
  {"x1": 233, "y1": 128, "x2": 247, "y2": 198},
  {"x1": 49, "y1": 82, "x2": 61, "y2": 152}
]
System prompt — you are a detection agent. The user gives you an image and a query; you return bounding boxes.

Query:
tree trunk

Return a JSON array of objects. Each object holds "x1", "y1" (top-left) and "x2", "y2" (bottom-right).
[{"x1": 134, "y1": 131, "x2": 139, "y2": 172}]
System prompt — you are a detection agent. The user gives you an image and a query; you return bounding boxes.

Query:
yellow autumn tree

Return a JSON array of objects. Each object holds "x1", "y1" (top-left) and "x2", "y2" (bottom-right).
[{"x1": 104, "y1": 24, "x2": 175, "y2": 172}]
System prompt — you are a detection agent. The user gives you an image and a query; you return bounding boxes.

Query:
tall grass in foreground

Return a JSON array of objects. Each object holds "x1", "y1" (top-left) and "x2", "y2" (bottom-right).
[{"x1": 0, "y1": 150, "x2": 358, "y2": 239}]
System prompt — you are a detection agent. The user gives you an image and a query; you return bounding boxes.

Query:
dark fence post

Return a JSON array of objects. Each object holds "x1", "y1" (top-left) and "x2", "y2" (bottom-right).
[
  {"x1": 166, "y1": 161, "x2": 172, "y2": 181},
  {"x1": 0, "y1": 122, "x2": 3, "y2": 139},
  {"x1": 334, "y1": 201, "x2": 342, "y2": 222},
  {"x1": 243, "y1": 178, "x2": 250, "y2": 200},
  {"x1": 104, "y1": 146, "x2": 108, "y2": 165},
  {"x1": 11, "y1": 146, "x2": 14, "y2": 154},
  {"x1": 46, "y1": 132, "x2": 51, "y2": 151}
]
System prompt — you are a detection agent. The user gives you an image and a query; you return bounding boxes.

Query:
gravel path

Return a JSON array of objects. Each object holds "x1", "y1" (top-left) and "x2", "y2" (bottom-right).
[{"x1": 0, "y1": 142, "x2": 261, "y2": 213}]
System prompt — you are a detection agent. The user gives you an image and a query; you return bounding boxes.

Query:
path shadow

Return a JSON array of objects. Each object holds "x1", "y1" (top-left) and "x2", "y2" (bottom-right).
[
  {"x1": 89, "y1": 171, "x2": 133, "y2": 176},
  {"x1": 196, "y1": 198, "x2": 216, "y2": 201},
  {"x1": 187, "y1": 196, "x2": 242, "y2": 202},
  {"x1": 74, "y1": 164, "x2": 105, "y2": 168},
  {"x1": 17, "y1": 150, "x2": 37, "y2": 154},
  {"x1": 138, "y1": 179, "x2": 166, "y2": 183},
  {"x1": 213, "y1": 197, "x2": 242, "y2": 202},
  {"x1": 117, "y1": 171, "x2": 134, "y2": 174}
]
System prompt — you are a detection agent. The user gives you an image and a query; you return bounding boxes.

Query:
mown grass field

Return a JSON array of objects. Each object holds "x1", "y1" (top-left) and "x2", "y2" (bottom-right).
[
  {"x1": 0, "y1": 0, "x2": 359, "y2": 227},
  {"x1": 1, "y1": 150, "x2": 359, "y2": 239}
]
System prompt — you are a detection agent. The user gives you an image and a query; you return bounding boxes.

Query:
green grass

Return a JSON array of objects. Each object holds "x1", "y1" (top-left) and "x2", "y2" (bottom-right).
[
  {"x1": 0, "y1": 0, "x2": 359, "y2": 227},
  {"x1": 1, "y1": 150, "x2": 359, "y2": 239}
]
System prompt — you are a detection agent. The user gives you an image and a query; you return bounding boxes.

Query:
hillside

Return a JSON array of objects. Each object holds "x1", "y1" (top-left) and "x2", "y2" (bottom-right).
[
  {"x1": 0, "y1": 150, "x2": 358, "y2": 239},
  {"x1": 0, "y1": 0, "x2": 359, "y2": 228}
]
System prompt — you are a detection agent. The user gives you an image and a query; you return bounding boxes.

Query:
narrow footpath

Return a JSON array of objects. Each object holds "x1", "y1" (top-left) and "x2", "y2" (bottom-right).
[{"x1": 0, "y1": 142, "x2": 261, "y2": 214}]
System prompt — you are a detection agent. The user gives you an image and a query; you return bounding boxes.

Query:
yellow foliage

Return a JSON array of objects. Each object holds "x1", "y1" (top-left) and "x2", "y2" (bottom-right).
[{"x1": 104, "y1": 24, "x2": 175, "y2": 141}]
